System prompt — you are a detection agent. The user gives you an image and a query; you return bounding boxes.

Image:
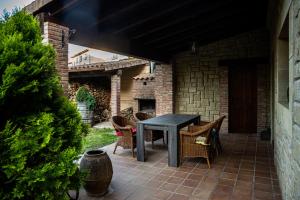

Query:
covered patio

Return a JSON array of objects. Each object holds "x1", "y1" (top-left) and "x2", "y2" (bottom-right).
[
  {"x1": 72, "y1": 134, "x2": 280, "y2": 200},
  {"x1": 25, "y1": 0, "x2": 300, "y2": 199}
]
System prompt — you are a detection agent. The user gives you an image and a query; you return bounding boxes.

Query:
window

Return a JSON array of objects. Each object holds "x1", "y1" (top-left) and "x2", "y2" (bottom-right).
[
  {"x1": 277, "y1": 15, "x2": 289, "y2": 108},
  {"x1": 79, "y1": 55, "x2": 82, "y2": 62}
]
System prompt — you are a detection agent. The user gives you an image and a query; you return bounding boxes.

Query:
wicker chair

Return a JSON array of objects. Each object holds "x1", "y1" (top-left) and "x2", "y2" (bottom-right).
[
  {"x1": 133, "y1": 112, "x2": 165, "y2": 148},
  {"x1": 180, "y1": 122, "x2": 216, "y2": 168},
  {"x1": 195, "y1": 116, "x2": 226, "y2": 156},
  {"x1": 111, "y1": 116, "x2": 137, "y2": 157}
]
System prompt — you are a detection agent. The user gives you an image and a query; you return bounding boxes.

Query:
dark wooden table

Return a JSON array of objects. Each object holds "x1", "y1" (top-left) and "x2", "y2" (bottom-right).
[{"x1": 136, "y1": 114, "x2": 201, "y2": 167}]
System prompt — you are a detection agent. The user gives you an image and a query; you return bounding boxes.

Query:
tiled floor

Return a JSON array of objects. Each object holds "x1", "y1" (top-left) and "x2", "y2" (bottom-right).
[{"x1": 75, "y1": 134, "x2": 282, "y2": 200}]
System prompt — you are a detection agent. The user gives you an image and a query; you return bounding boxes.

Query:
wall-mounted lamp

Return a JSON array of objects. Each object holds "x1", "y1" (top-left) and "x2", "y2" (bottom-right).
[
  {"x1": 117, "y1": 69, "x2": 122, "y2": 77},
  {"x1": 61, "y1": 30, "x2": 65, "y2": 48},
  {"x1": 68, "y1": 29, "x2": 76, "y2": 40}
]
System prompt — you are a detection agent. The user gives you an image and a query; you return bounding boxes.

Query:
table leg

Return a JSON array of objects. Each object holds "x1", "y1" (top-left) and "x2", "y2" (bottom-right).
[
  {"x1": 194, "y1": 115, "x2": 201, "y2": 125},
  {"x1": 137, "y1": 123, "x2": 145, "y2": 162},
  {"x1": 168, "y1": 126, "x2": 179, "y2": 167}
]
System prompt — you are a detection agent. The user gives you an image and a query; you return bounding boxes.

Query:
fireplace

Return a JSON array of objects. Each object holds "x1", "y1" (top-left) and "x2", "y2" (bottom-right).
[{"x1": 138, "y1": 99, "x2": 155, "y2": 115}]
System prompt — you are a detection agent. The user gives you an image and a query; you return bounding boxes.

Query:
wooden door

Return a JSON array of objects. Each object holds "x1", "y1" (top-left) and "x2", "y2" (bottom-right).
[{"x1": 229, "y1": 64, "x2": 257, "y2": 133}]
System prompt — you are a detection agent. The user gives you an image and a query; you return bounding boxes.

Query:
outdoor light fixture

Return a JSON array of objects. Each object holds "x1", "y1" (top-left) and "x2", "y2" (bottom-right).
[
  {"x1": 68, "y1": 29, "x2": 76, "y2": 39},
  {"x1": 191, "y1": 41, "x2": 196, "y2": 54},
  {"x1": 61, "y1": 30, "x2": 65, "y2": 48}
]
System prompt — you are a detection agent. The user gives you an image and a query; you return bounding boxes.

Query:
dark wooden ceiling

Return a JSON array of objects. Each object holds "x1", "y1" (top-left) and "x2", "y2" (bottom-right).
[{"x1": 37, "y1": 0, "x2": 269, "y2": 62}]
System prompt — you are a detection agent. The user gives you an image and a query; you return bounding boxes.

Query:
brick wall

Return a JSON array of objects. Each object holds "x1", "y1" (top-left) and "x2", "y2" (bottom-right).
[
  {"x1": 43, "y1": 22, "x2": 69, "y2": 95},
  {"x1": 111, "y1": 74, "x2": 121, "y2": 116},
  {"x1": 132, "y1": 64, "x2": 174, "y2": 116},
  {"x1": 174, "y1": 29, "x2": 270, "y2": 133},
  {"x1": 155, "y1": 64, "x2": 174, "y2": 115}
]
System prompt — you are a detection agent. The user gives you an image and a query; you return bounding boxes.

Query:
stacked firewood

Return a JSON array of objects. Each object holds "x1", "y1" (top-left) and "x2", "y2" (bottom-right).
[
  {"x1": 69, "y1": 83, "x2": 111, "y2": 123},
  {"x1": 120, "y1": 107, "x2": 134, "y2": 121}
]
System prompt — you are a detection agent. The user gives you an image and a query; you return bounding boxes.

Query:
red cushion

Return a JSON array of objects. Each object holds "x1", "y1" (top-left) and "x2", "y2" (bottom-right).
[
  {"x1": 131, "y1": 128, "x2": 137, "y2": 133},
  {"x1": 116, "y1": 131, "x2": 124, "y2": 136},
  {"x1": 115, "y1": 128, "x2": 136, "y2": 137}
]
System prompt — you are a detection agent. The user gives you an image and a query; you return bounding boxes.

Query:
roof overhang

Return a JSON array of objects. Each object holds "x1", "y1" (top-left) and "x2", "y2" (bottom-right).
[{"x1": 25, "y1": 0, "x2": 269, "y2": 63}]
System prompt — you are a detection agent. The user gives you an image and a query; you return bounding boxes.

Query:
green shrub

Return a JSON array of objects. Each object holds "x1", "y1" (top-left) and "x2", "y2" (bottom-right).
[
  {"x1": 0, "y1": 10, "x2": 86, "y2": 199},
  {"x1": 76, "y1": 86, "x2": 96, "y2": 111}
]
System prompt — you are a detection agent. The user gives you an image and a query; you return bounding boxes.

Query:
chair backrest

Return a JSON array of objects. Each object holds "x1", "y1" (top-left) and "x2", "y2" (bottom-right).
[
  {"x1": 206, "y1": 121, "x2": 218, "y2": 144},
  {"x1": 111, "y1": 115, "x2": 128, "y2": 130},
  {"x1": 216, "y1": 115, "x2": 226, "y2": 133},
  {"x1": 134, "y1": 112, "x2": 150, "y2": 121}
]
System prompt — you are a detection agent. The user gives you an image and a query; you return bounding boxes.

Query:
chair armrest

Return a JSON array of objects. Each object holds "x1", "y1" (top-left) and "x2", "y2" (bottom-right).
[
  {"x1": 199, "y1": 121, "x2": 210, "y2": 125},
  {"x1": 128, "y1": 120, "x2": 137, "y2": 127},
  {"x1": 180, "y1": 127, "x2": 208, "y2": 137}
]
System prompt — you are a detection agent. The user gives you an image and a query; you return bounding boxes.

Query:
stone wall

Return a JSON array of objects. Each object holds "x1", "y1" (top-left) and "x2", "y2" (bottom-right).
[
  {"x1": 174, "y1": 29, "x2": 270, "y2": 133},
  {"x1": 270, "y1": 0, "x2": 300, "y2": 199}
]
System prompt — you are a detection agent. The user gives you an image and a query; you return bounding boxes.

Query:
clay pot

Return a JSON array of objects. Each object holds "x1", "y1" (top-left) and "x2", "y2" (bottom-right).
[{"x1": 80, "y1": 150, "x2": 113, "y2": 196}]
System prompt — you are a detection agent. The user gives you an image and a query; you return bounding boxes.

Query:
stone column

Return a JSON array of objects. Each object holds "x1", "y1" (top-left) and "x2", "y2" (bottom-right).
[
  {"x1": 111, "y1": 74, "x2": 121, "y2": 116},
  {"x1": 292, "y1": 1, "x2": 300, "y2": 199},
  {"x1": 43, "y1": 22, "x2": 69, "y2": 95},
  {"x1": 155, "y1": 64, "x2": 174, "y2": 115}
]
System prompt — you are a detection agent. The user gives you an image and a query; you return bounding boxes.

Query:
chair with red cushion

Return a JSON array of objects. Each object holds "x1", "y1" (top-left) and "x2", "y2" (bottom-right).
[{"x1": 111, "y1": 115, "x2": 137, "y2": 157}]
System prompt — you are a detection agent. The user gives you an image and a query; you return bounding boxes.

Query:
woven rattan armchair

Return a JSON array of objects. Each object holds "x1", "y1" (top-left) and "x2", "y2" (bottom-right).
[
  {"x1": 133, "y1": 112, "x2": 165, "y2": 148},
  {"x1": 180, "y1": 122, "x2": 216, "y2": 168},
  {"x1": 194, "y1": 116, "x2": 226, "y2": 156},
  {"x1": 111, "y1": 116, "x2": 137, "y2": 157}
]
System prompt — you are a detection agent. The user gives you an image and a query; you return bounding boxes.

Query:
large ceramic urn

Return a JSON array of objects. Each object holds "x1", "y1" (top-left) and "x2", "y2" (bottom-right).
[{"x1": 80, "y1": 150, "x2": 113, "y2": 196}]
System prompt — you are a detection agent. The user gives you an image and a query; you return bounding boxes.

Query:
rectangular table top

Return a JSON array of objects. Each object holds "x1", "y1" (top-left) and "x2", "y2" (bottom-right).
[{"x1": 138, "y1": 114, "x2": 199, "y2": 126}]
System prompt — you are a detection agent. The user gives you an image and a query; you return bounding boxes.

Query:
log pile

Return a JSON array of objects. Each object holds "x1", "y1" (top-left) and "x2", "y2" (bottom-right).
[
  {"x1": 120, "y1": 107, "x2": 134, "y2": 121},
  {"x1": 69, "y1": 83, "x2": 111, "y2": 123}
]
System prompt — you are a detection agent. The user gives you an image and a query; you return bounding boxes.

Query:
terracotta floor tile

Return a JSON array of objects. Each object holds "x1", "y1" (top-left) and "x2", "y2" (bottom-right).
[
  {"x1": 173, "y1": 171, "x2": 189, "y2": 179},
  {"x1": 255, "y1": 171, "x2": 271, "y2": 178},
  {"x1": 182, "y1": 179, "x2": 200, "y2": 188},
  {"x1": 218, "y1": 178, "x2": 235, "y2": 187},
  {"x1": 187, "y1": 173, "x2": 204, "y2": 181},
  {"x1": 160, "y1": 169, "x2": 175, "y2": 176},
  {"x1": 168, "y1": 193, "x2": 189, "y2": 200},
  {"x1": 153, "y1": 174, "x2": 170, "y2": 182},
  {"x1": 254, "y1": 183, "x2": 273, "y2": 193},
  {"x1": 160, "y1": 183, "x2": 179, "y2": 192},
  {"x1": 166, "y1": 177, "x2": 184, "y2": 184},
  {"x1": 221, "y1": 172, "x2": 237, "y2": 180},
  {"x1": 192, "y1": 187, "x2": 214, "y2": 199},
  {"x1": 255, "y1": 177, "x2": 272, "y2": 184},
  {"x1": 146, "y1": 180, "x2": 164, "y2": 189},
  {"x1": 152, "y1": 189, "x2": 172, "y2": 200},
  {"x1": 237, "y1": 174, "x2": 254, "y2": 182},
  {"x1": 209, "y1": 192, "x2": 231, "y2": 200},
  {"x1": 254, "y1": 190, "x2": 273, "y2": 200},
  {"x1": 231, "y1": 192, "x2": 252, "y2": 200},
  {"x1": 175, "y1": 186, "x2": 194, "y2": 196},
  {"x1": 235, "y1": 180, "x2": 253, "y2": 190}
]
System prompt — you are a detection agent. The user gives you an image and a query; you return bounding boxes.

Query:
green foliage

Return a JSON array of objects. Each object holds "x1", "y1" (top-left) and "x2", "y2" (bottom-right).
[
  {"x1": 0, "y1": 11, "x2": 86, "y2": 199},
  {"x1": 82, "y1": 128, "x2": 116, "y2": 153},
  {"x1": 76, "y1": 86, "x2": 96, "y2": 111}
]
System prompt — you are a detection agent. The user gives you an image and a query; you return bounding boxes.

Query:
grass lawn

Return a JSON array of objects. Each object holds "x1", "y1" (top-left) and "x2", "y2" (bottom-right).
[{"x1": 82, "y1": 128, "x2": 117, "y2": 152}]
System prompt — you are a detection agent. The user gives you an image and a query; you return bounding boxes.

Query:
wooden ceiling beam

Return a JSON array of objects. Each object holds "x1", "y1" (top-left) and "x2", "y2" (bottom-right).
[
  {"x1": 142, "y1": 7, "x2": 244, "y2": 45},
  {"x1": 112, "y1": 0, "x2": 199, "y2": 34},
  {"x1": 50, "y1": 0, "x2": 81, "y2": 16},
  {"x1": 88, "y1": 0, "x2": 152, "y2": 28},
  {"x1": 130, "y1": 0, "x2": 235, "y2": 39}
]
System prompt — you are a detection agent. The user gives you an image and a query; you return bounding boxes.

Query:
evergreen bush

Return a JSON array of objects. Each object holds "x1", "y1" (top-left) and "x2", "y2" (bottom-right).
[
  {"x1": 76, "y1": 86, "x2": 96, "y2": 111},
  {"x1": 0, "y1": 10, "x2": 86, "y2": 199}
]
